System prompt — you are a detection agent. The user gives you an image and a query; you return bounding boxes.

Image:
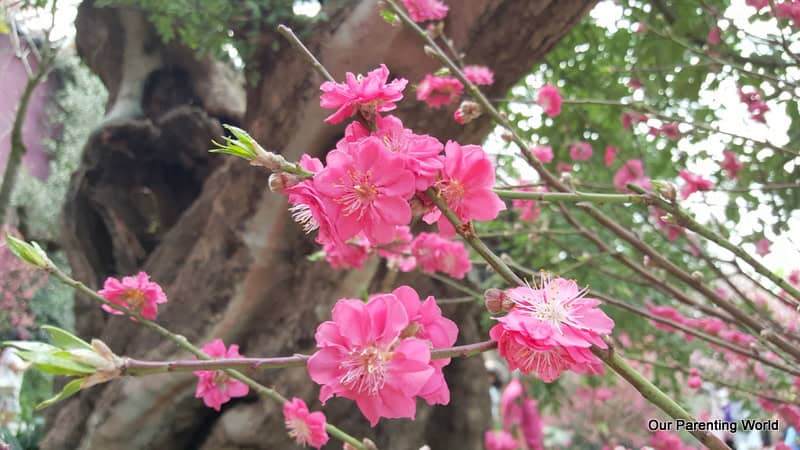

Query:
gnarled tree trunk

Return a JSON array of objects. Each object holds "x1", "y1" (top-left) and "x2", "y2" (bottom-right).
[{"x1": 46, "y1": 1, "x2": 594, "y2": 449}]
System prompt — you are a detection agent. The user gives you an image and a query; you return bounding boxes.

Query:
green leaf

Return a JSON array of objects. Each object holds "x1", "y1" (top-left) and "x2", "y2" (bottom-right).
[
  {"x1": 305, "y1": 250, "x2": 326, "y2": 261},
  {"x1": 379, "y1": 9, "x2": 399, "y2": 25},
  {"x1": 14, "y1": 350, "x2": 96, "y2": 375},
  {"x1": 41, "y1": 325, "x2": 93, "y2": 351},
  {"x1": 36, "y1": 378, "x2": 85, "y2": 410}
]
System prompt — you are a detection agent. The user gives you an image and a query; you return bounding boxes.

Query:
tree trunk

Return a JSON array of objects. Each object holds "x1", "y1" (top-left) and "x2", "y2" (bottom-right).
[{"x1": 45, "y1": 1, "x2": 593, "y2": 449}]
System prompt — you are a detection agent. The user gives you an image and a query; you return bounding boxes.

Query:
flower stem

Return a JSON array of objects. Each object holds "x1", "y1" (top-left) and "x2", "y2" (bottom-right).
[{"x1": 493, "y1": 189, "x2": 650, "y2": 204}]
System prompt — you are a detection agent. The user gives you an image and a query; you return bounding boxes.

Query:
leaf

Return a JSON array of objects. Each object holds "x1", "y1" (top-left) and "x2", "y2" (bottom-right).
[
  {"x1": 35, "y1": 378, "x2": 85, "y2": 410},
  {"x1": 42, "y1": 325, "x2": 93, "y2": 351},
  {"x1": 14, "y1": 350, "x2": 96, "y2": 375},
  {"x1": 379, "y1": 9, "x2": 399, "y2": 25}
]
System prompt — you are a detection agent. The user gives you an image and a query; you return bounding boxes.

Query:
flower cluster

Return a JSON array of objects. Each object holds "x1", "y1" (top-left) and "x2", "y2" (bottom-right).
[
  {"x1": 678, "y1": 170, "x2": 714, "y2": 199},
  {"x1": 488, "y1": 274, "x2": 613, "y2": 382},
  {"x1": 307, "y1": 286, "x2": 457, "y2": 426},
  {"x1": 279, "y1": 65, "x2": 505, "y2": 271}
]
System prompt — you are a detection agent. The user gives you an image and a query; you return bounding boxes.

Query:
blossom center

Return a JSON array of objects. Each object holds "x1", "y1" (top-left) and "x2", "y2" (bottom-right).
[
  {"x1": 121, "y1": 289, "x2": 146, "y2": 310},
  {"x1": 436, "y1": 179, "x2": 464, "y2": 206},
  {"x1": 339, "y1": 170, "x2": 379, "y2": 218},
  {"x1": 287, "y1": 418, "x2": 311, "y2": 443},
  {"x1": 212, "y1": 370, "x2": 231, "y2": 390},
  {"x1": 339, "y1": 346, "x2": 392, "y2": 395}
]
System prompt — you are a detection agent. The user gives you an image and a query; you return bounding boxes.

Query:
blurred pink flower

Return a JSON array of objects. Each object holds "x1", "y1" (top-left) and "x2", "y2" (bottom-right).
[
  {"x1": 283, "y1": 398, "x2": 329, "y2": 448},
  {"x1": 98, "y1": 272, "x2": 167, "y2": 320},
  {"x1": 193, "y1": 339, "x2": 249, "y2": 411}
]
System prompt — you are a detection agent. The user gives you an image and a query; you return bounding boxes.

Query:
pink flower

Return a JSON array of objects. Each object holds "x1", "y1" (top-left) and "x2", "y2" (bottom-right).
[
  {"x1": 98, "y1": 272, "x2": 167, "y2": 320},
  {"x1": 484, "y1": 430, "x2": 519, "y2": 450},
  {"x1": 613, "y1": 159, "x2": 652, "y2": 192},
  {"x1": 410, "y1": 232, "x2": 471, "y2": 279},
  {"x1": 377, "y1": 226, "x2": 417, "y2": 272},
  {"x1": 500, "y1": 379, "x2": 524, "y2": 428},
  {"x1": 463, "y1": 65, "x2": 494, "y2": 86},
  {"x1": 323, "y1": 235, "x2": 371, "y2": 269},
  {"x1": 314, "y1": 137, "x2": 415, "y2": 244},
  {"x1": 285, "y1": 155, "x2": 341, "y2": 245},
  {"x1": 756, "y1": 238, "x2": 771, "y2": 257},
  {"x1": 660, "y1": 123, "x2": 681, "y2": 139},
  {"x1": 511, "y1": 181, "x2": 542, "y2": 222},
  {"x1": 621, "y1": 111, "x2": 648, "y2": 130},
  {"x1": 707, "y1": 26, "x2": 721, "y2": 45},
  {"x1": 789, "y1": 269, "x2": 800, "y2": 286},
  {"x1": 687, "y1": 375, "x2": 703, "y2": 389},
  {"x1": 320, "y1": 64, "x2": 408, "y2": 124},
  {"x1": 679, "y1": 170, "x2": 714, "y2": 199},
  {"x1": 424, "y1": 141, "x2": 506, "y2": 237},
  {"x1": 400, "y1": 0, "x2": 449, "y2": 22},
  {"x1": 720, "y1": 150, "x2": 743, "y2": 179},
  {"x1": 776, "y1": 1, "x2": 800, "y2": 28},
  {"x1": 634, "y1": 22, "x2": 647, "y2": 33},
  {"x1": 417, "y1": 74, "x2": 464, "y2": 108},
  {"x1": 604, "y1": 146, "x2": 618, "y2": 167},
  {"x1": 283, "y1": 398, "x2": 329, "y2": 448},
  {"x1": 628, "y1": 78, "x2": 643, "y2": 90},
  {"x1": 496, "y1": 275, "x2": 614, "y2": 348},
  {"x1": 651, "y1": 208, "x2": 684, "y2": 240},
  {"x1": 536, "y1": 84, "x2": 562, "y2": 118},
  {"x1": 372, "y1": 115, "x2": 444, "y2": 190},
  {"x1": 307, "y1": 296, "x2": 436, "y2": 426},
  {"x1": 489, "y1": 275, "x2": 613, "y2": 382},
  {"x1": 556, "y1": 162, "x2": 572, "y2": 173},
  {"x1": 746, "y1": 0, "x2": 768, "y2": 10},
  {"x1": 193, "y1": 339, "x2": 250, "y2": 411},
  {"x1": 530, "y1": 145, "x2": 553, "y2": 163},
  {"x1": 569, "y1": 142, "x2": 593, "y2": 161},
  {"x1": 739, "y1": 86, "x2": 770, "y2": 123},
  {"x1": 382, "y1": 285, "x2": 458, "y2": 405}
]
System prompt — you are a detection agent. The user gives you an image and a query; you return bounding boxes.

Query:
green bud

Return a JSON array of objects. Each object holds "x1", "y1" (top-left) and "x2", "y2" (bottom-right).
[{"x1": 5, "y1": 233, "x2": 51, "y2": 268}]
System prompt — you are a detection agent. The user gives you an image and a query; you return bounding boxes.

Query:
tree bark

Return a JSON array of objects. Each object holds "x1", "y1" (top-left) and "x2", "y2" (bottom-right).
[{"x1": 46, "y1": 1, "x2": 594, "y2": 449}]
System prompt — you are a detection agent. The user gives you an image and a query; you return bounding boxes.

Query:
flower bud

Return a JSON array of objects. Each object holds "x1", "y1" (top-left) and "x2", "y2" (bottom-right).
[
  {"x1": 691, "y1": 271, "x2": 704, "y2": 282},
  {"x1": 269, "y1": 172, "x2": 302, "y2": 193},
  {"x1": 4, "y1": 234, "x2": 51, "y2": 269},
  {"x1": 500, "y1": 132, "x2": 514, "y2": 142},
  {"x1": 654, "y1": 180, "x2": 677, "y2": 202},
  {"x1": 454, "y1": 100, "x2": 482, "y2": 124},
  {"x1": 485, "y1": 289, "x2": 513, "y2": 314}
]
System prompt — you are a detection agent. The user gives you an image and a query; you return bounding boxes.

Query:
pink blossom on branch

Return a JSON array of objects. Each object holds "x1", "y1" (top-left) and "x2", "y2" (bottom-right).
[
  {"x1": 621, "y1": 111, "x2": 648, "y2": 130},
  {"x1": 707, "y1": 26, "x2": 721, "y2": 45},
  {"x1": 756, "y1": 238, "x2": 772, "y2": 257},
  {"x1": 379, "y1": 285, "x2": 458, "y2": 405},
  {"x1": 776, "y1": 1, "x2": 800, "y2": 28},
  {"x1": 307, "y1": 295, "x2": 442, "y2": 426},
  {"x1": 193, "y1": 339, "x2": 250, "y2": 411},
  {"x1": 613, "y1": 159, "x2": 651, "y2": 192},
  {"x1": 530, "y1": 145, "x2": 553, "y2": 163},
  {"x1": 319, "y1": 64, "x2": 408, "y2": 124},
  {"x1": 678, "y1": 170, "x2": 714, "y2": 199},
  {"x1": 314, "y1": 137, "x2": 415, "y2": 244},
  {"x1": 283, "y1": 397, "x2": 329, "y2": 448},
  {"x1": 536, "y1": 84, "x2": 562, "y2": 118},
  {"x1": 98, "y1": 272, "x2": 168, "y2": 320},
  {"x1": 400, "y1": 0, "x2": 449, "y2": 22},
  {"x1": 410, "y1": 232, "x2": 471, "y2": 279},
  {"x1": 484, "y1": 430, "x2": 520, "y2": 450},
  {"x1": 569, "y1": 141, "x2": 593, "y2": 161},
  {"x1": 416, "y1": 74, "x2": 464, "y2": 108},
  {"x1": 489, "y1": 275, "x2": 613, "y2": 382},
  {"x1": 372, "y1": 115, "x2": 444, "y2": 190},
  {"x1": 423, "y1": 141, "x2": 506, "y2": 237},
  {"x1": 720, "y1": 150, "x2": 743, "y2": 179},
  {"x1": 463, "y1": 65, "x2": 495, "y2": 86},
  {"x1": 739, "y1": 86, "x2": 770, "y2": 123},
  {"x1": 604, "y1": 146, "x2": 618, "y2": 168}
]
